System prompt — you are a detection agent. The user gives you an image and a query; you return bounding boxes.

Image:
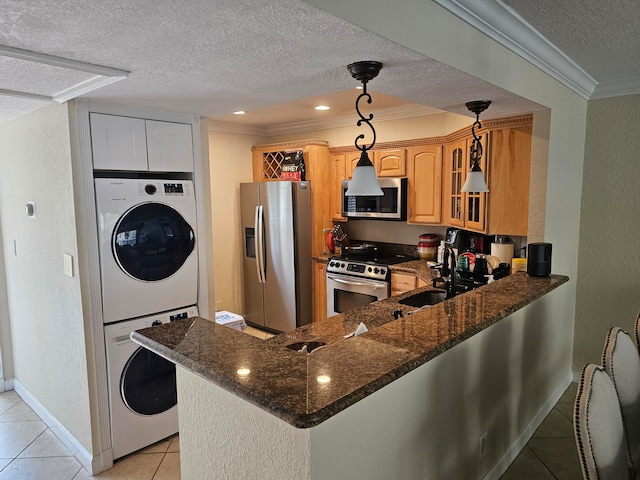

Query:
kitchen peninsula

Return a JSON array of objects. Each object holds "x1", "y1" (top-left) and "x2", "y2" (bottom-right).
[{"x1": 132, "y1": 272, "x2": 569, "y2": 479}]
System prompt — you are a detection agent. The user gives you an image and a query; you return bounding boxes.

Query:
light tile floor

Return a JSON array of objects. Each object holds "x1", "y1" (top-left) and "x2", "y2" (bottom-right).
[
  {"x1": 500, "y1": 382, "x2": 582, "y2": 479},
  {"x1": 0, "y1": 389, "x2": 180, "y2": 479},
  {"x1": 2, "y1": 382, "x2": 581, "y2": 479}
]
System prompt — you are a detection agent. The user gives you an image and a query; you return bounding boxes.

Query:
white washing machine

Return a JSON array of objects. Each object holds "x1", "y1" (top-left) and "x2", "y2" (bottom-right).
[
  {"x1": 104, "y1": 306, "x2": 198, "y2": 459},
  {"x1": 95, "y1": 178, "x2": 198, "y2": 323}
]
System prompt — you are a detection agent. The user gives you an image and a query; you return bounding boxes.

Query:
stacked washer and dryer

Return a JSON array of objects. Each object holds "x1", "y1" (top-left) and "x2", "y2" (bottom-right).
[{"x1": 90, "y1": 113, "x2": 200, "y2": 459}]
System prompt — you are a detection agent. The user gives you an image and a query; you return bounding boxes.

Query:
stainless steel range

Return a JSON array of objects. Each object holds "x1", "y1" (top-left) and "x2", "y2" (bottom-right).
[{"x1": 326, "y1": 253, "x2": 417, "y2": 317}]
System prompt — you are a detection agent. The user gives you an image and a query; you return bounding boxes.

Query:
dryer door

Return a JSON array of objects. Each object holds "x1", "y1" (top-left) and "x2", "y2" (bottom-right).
[
  {"x1": 121, "y1": 346, "x2": 177, "y2": 415},
  {"x1": 113, "y1": 202, "x2": 195, "y2": 281}
]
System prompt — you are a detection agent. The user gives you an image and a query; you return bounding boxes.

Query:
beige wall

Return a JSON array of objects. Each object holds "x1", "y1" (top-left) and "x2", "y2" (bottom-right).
[
  {"x1": 0, "y1": 103, "x2": 93, "y2": 451},
  {"x1": 0, "y1": 224, "x2": 14, "y2": 382},
  {"x1": 208, "y1": 129, "x2": 266, "y2": 314},
  {"x1": 574, "y1": 93, "x2": 640, "y2": 367}
]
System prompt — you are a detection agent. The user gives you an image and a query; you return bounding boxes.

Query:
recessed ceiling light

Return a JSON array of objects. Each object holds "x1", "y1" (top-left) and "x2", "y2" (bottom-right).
[
  {"x1": 314, "y1": 105, "x2": 330, "y2": 111},
  {"x1": 233, "y1": 110, "x2": 246, "y2": 115}
]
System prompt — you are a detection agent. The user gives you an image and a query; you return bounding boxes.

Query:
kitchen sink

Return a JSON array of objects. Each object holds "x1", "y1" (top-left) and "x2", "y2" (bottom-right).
[
  {"x1": 285, "y1": 341, "x2": 326, "y2": 353},
  {"x1": 398, "y1": 290, "x2": 447, "y2": 308}
]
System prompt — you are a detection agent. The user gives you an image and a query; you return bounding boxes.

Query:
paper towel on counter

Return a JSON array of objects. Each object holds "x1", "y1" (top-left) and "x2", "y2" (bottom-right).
[{"x1": 491, "y1": 242, "x2": 515, "y2": 264}]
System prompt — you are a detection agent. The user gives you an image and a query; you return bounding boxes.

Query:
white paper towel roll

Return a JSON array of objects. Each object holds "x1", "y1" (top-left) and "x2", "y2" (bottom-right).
[{"x1": 491, "y1": 242, "x2": 515, "y2": 264}]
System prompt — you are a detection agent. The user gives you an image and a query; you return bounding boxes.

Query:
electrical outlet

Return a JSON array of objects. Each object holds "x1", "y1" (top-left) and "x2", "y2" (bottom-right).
[
  {"x1": 479, "y1": 432, "x2": 488, "y2": 460},
  {"x1": 64, "y1": 253, "x2": 74, "y2": 277}
]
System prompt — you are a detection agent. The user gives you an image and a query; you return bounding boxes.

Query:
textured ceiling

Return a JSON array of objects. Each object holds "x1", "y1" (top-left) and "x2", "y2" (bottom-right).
[
  {"x1": 0, "y1": 0, "x2": 636, "y2": 130},
  {"x1": 503, "y1": 0, "x2": 640, "y2": 83}
]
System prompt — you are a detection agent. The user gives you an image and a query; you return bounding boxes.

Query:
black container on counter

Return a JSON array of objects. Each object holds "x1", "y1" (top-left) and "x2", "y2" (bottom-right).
[{"x1": 527, "y1": 242, "x2": 552, "y2": 277}]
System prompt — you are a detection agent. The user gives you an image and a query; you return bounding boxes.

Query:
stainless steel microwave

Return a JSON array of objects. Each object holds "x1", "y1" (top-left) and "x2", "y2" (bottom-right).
[{"x1": 341, "y1": 177, "x2": 407, "y2": 220}]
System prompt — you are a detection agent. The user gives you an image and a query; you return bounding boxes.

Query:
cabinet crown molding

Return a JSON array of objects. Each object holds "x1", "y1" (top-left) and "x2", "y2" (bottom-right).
[{"x1": 252, "y1": 139, "x2": 329, "y2": 151}]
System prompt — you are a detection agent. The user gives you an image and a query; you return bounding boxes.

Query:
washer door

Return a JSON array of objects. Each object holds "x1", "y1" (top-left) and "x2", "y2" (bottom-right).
[
  {"x1": 113, "y1": 202, "x2": 195, "y2": 281},
  {"x1": 121, "y1": 346, "x2": 177, "y2": 416}
]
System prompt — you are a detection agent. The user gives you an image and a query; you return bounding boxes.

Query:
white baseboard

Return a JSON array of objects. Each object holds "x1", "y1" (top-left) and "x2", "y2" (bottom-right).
[
  {"x1": 482, "y1": 372, "x2": 573, "y2": 480},
  {"x1": 13, "y1": 380, "x2": 113, "y2": 475},
  {"x1": 0, "y1": 377, "x2": 14, "y2": 392}
]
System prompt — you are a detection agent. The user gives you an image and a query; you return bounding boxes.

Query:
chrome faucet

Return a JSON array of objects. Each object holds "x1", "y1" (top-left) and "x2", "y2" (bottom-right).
[{"x1": 441, "y1": 247, "x2": 457, "y2": 299}]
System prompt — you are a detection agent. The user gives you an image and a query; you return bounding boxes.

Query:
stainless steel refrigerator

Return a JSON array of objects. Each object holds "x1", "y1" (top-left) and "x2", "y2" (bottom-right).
[{"x1": 240, "y1": 181, "x2": 312, "y2": 332}]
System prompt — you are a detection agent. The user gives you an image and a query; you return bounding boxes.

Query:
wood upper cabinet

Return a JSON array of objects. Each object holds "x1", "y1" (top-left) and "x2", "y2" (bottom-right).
[
  {"x1": 251, "y1": 140, "x2": 331, "y2": 256},
  {"x1": 346, "y1": 148, "x2": 405, "y2": 178},
  {"x1": 444, "y1": 134, "x2": 487, "y2": 232},
  {"x1": 484, "y1": 123, "x2": 532, "y2": 236},
  {"x1": 443, "y1": 116, "x2": 532, "y2": 235},
  {"x1": 373, "y1": 148, "x2": 406, "y2": 177},
  {"x1": 407, "y1": 144, "x2": 442, "y2": 224},
  {"x1": 331, "y1": 153, "x2": 347, "y2": 221},
  {"x1": 312, "y1": 259, "x2": 328, "y2": 322}
]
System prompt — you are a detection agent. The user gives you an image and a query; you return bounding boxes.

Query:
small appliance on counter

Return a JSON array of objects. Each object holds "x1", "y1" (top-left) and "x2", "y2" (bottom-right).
[
  {"x1": 470, "y1": 234, "x2": 495, "y2": 254},
  {"x1": 527, "y1": 242, "x2": 552, "y2": 276},
  {"x1": 444, "y1": 227, "x2": 471, "y2": 252}
]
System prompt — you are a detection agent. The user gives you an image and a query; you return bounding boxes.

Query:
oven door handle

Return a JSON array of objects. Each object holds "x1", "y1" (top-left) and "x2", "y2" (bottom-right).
[{"x1": 329, "y1": 276, "x2": 387, "y2": 289}]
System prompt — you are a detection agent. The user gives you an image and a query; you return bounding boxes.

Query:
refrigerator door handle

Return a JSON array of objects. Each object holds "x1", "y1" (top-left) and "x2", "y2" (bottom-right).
[{"x1": 255, "y1": 205, "x2": 266, "y2": 284}]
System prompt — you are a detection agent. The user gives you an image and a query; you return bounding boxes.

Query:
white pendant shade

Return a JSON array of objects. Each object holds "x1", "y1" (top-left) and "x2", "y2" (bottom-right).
[
  {"x1": 345, "y1": 165, "x2": 383, "y2": 196},
  {"x1": 461, "y1": 170, "x2": 489, "y2": 193}
]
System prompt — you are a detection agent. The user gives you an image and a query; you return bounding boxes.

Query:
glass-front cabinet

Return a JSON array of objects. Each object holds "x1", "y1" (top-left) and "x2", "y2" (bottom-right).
[{"x1": 445, "y1": 135, "x2": 486, "y2": 232}]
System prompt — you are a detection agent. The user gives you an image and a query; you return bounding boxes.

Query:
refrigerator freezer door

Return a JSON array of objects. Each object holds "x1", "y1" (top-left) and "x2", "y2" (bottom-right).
[
  {"x1": 261, "y1": 182, "x2": 297, "y2": 332},
  {"x1": 240, "y1": 183, "x2": 265, "y2": 328}
]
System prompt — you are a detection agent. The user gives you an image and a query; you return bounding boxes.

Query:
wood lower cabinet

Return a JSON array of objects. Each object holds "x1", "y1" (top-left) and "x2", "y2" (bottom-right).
[
  {"x1": 313, "y1": 259, "x2": 328, "y2": 322},
  {"x1": 391, "y1": 272, "x2": 428, "y2": 297},
  {"x1": 407, "y1": 144, "x2": 442, "y2": 224},
  {"x1": 252, "y1": 140, "x2": 332, "y2": 257}
]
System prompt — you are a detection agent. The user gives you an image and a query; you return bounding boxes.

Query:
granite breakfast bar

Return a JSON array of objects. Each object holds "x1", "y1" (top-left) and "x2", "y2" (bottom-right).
[{"x1": 132, "y1": 272, "x2": 569, "y2": 479}]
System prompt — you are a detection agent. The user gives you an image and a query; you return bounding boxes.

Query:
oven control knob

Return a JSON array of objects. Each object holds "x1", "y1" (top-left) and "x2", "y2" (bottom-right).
[
  {"x1": 380, "y1": 268, "x2": 386, "y2": 275},
  {"x1": 373, "y1": 268, "x2": 379, "y2": 274},
  {"x1": 368, "y1": 267, "x2": 372, "y2": 272},
  {"x1": 329, "y1": 261, "x2": 335, "y2": 267}
]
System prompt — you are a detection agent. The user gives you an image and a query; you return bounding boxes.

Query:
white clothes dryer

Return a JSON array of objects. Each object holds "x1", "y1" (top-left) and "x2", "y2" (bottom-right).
[
  {"x1": 95, "y1": 178, "x2": 198, "y2": 323},
  {"x1": 104, "y1": 306, "x2": 198, "y2": 459}
]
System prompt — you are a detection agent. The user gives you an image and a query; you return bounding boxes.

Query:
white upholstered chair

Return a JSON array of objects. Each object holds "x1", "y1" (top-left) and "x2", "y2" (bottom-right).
[
  {"x1": 634, "y1": 310, "x2": 640, "y2": 352},
  {"x1": 602, "y1": 327, "x2": 640, "y2": 472},
  {"x1": 574, "y1": 363, "x2": 634, "y2": 479}
]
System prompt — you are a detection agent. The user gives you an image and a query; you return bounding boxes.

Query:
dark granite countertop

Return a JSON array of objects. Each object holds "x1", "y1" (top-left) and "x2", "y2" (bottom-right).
[{"x1": 131, "y1": 271, "x2": 568, "y2": 429}]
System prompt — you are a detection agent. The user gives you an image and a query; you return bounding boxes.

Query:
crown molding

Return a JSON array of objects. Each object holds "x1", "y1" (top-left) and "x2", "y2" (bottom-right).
[
  {"x1": 207, "y1": 104, "x2": 442, "y2": 137},
  {"x1": 433, "y1": 0, "x2": 597, "y2": 99},
  {"x1": 590, "y1": 76, "x2": 640, "y2": 100}
]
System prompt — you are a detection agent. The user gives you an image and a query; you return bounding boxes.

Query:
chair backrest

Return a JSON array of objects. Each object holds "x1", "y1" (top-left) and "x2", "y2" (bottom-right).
[
  {"x1": 574, "y1": 363, "x2": 632, "y2": 480},
  {"x1": 634, "y1": 310, "x2": 640, "y2": 352},
  {"x1": 603, "y1": 327, "x2": 640, "y2": 471}
]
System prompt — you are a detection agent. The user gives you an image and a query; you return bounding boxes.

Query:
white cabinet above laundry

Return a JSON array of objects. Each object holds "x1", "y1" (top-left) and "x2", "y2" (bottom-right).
[{"x1": 90, "y1": 113, "x2": 194, "y2": 172}]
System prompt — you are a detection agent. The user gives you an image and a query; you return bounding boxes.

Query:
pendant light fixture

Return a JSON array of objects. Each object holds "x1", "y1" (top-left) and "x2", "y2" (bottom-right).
[
  {"x1": 345, "y1": 61, "x2": 384, "y2": 196},
  {"x1": 461, "y1": 100, "x2": 492, "y2": 193}
]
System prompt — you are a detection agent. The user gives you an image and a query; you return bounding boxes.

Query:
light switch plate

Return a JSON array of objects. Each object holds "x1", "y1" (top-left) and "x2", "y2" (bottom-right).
[{"x1": 64, "y1": 253, "x2": 74, "y2": 277}]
